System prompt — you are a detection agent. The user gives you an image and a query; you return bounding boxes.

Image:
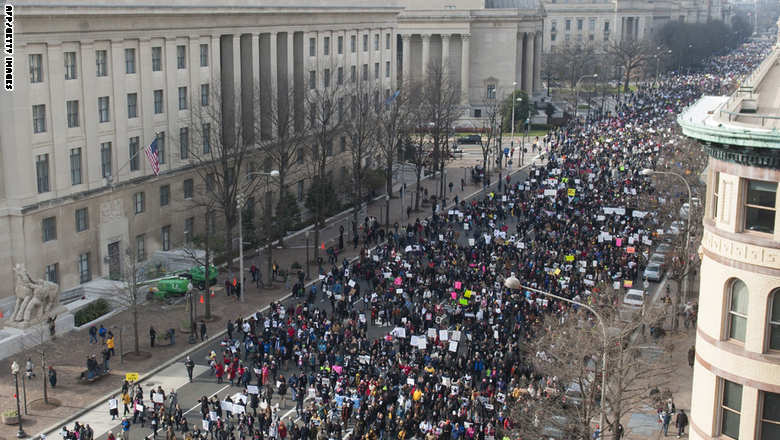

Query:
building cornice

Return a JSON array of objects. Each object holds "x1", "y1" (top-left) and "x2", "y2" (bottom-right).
[{"x1": 704, "y1": 144, "x2": 780, "y2": 169}]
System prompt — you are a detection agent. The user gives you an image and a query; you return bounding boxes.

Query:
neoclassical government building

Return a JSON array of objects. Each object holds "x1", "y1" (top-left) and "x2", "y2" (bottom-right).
[{"x1": 0, "y1": 0, "x2": 726, "y2": 303}]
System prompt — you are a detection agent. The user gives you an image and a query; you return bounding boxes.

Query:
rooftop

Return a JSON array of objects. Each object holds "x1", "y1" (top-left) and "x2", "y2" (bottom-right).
[{"x1": 678, "y1": 45, "x2": 780, "y2": 150}]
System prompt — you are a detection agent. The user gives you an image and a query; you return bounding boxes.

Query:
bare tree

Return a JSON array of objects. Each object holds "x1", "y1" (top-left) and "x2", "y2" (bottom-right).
[
  {"x1": 115, "y1": 238, "x2": 145, "y2": 355},
  {"x1": 304, "y1": 84, "x2": 348, "y2": 264},
  {"x1": 606, "y1": 38, "x2": 652, "y2": 93},
  {"x1": 343, "y1": 83, "x2": 380, "y2": 230},
  {"x1": 479, "y1": 94, "x2": 501, "y2": 175},
  {"x1": 260, "y1": 83, "x2": 306, "y2": 247},
  {"x1": 406, "y1": 81, "x2": 431, "y2": 212},
  {"x1": 376, "y1": 87, "x2": 410, "y2": 225},
  {"x1": 510, "y1": 283, "x2": 675, "y2": 440},
  {"x1": 421, "y1": 63, "x2": 461, "y2": 198},
  {"x1": 184, "y1": 81, "x2": 263, "y2": 277}
]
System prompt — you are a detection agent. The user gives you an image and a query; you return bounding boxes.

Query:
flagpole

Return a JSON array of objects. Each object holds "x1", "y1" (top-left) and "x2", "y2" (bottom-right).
[{"x1": 110, "y1": 132, "x2": 162, "y2": 186}]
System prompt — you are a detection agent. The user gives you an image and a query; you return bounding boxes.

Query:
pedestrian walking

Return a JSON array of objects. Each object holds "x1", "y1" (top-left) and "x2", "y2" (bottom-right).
[
  {"x1": 661, "y1": 410, "x2": 672, "y2": 436},
  {"x1": 25, "y1": 358, "x2": 35, "y2": 379},
  {"x1": 676, "y1": 410, "x2": 688, "y2": 438},
  {"x1": 89, "y1": 325, "x2": 98, "y2": 344},
  {"x1": 150, "y1": 326, "x2": 157, "y2": 347},
  {"x1": 688, "y1": 345, "x2": 695, "y2": 368},
  {"x1": 199, "y1": 320, "x2": 207, "y2": 342},
  {"x1": 48, "y1": 365, "x2": 57, "y2": 388},
  {"x1": 185, "y1": 356, "x2": 195, "y2": 382}
]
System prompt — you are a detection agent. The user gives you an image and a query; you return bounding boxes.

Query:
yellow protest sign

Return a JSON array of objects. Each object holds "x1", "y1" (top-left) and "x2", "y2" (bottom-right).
[
  {"x1": 564, "y1": 255, "x2": 574, "y2": 262},
  {"x1": 553, "y1": 268, "x2": 561, "y2": 276},
  {"x1": 567, "y1": 188, "x2": 576, "y2": 197},
  {"x1": 623, "y1": 280, "x2": 633, "y2": 288},
  {"x1": 464, "y1": 290, "x2": 472, "y2": 298},
  {"x1": 125, "y1": 372, "x2": 140, "y2": 382}
]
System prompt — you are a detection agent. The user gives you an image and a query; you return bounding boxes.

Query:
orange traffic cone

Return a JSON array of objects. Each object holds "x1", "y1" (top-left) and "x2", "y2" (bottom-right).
[
  {"x1": 199, "y1": 295, "x2": 204, "y2": 304},
  {"x1": 320, "y1": 242, "x2": 325, "y2": 250}
]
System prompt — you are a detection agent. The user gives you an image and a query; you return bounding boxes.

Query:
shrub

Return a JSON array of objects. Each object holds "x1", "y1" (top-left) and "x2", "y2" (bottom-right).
[{"x1": 74, "y1": 299, "x2": 111, "y2": 327}]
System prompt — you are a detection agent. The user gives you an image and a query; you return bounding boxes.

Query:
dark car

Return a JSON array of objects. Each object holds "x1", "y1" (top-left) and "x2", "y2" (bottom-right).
[{"x1": 458, "y1": 134, "x2": 482, "y2": 145}]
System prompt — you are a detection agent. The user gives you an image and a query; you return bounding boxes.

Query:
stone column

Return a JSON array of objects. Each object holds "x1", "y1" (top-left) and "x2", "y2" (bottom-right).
[
  {"x1": 401, "y1": 34, "x2": 411, "y2": 85},
  {"x1": 460, "y1": 34, "x2": 470, "y2": 107},
  {"x1": 533, "y1": 31, "x2": 542, "y2": 93},
  {"x1": 251, "y1": 33, "x2": 261, "y2": 142},
  {"x1": 441, "y1": 34, "x2": 450, "y2": 75},
  {"x1": 421, "y1": 33, "x2": 431, "y2": 78},
  {"x1": 524, "y1": 32, "x2": 534, "y2": 95},
  {"x1": 269, "y1": 31, "x2": 278, "y2": 124}
]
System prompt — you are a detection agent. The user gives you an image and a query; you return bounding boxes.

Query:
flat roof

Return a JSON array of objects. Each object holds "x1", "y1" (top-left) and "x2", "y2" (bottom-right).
[{"x1": 678, "y1": 46, "x2": 780, "y2": 149}]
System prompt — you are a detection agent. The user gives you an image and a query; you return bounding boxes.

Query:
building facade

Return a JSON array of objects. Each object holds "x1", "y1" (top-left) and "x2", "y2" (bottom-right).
[
  {"x1": 542, "y1": 0, "x2": 733, "y2": 53},
  {"x1": 0, "y1": 0, "x2": 545, "y2": 304},
  {"x1": 678, "y1": 34, "x2": 780, "y2": 440},
  {"x1": 397, "y1": 0, "x2": 544, "y2": 118},
  {"x1": 0, "y1": 0, "x2": 402, "y2": 305}
]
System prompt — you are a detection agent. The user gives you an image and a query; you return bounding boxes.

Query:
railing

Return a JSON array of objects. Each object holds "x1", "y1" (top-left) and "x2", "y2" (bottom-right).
[{"x1": 717, "y1": 108, "x2": 780, "y2": 127}]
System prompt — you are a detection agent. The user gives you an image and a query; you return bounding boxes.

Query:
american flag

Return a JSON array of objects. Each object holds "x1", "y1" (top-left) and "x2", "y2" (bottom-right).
[{"x1": 145, "y1": 137, "x2": 160, "y2": 176}]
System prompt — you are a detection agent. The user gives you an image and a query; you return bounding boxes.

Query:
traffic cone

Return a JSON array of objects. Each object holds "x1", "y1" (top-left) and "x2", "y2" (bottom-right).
[
  {"x1": 320, "y1": 242, "x2": 325, "y2": 250},
  {"x1": 199, "y1": 295, "x2": 204, "y2": 304}
]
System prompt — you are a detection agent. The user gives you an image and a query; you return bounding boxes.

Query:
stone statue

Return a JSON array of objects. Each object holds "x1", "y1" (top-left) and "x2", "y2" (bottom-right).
[{"x1": 11, "y1": 264, "x2": 59, "y2": 323}]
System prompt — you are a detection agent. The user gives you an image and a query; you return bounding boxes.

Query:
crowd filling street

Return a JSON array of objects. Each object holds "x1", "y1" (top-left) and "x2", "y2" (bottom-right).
[{"x1": 54, "y1": 39, "x2": 774, "y2": 440}]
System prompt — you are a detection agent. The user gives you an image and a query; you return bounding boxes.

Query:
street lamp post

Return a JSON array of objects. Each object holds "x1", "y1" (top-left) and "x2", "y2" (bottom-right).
[
  {"x1": 305, "y1": 230, "x2": 310, "y2": 281},
  {"x1": 10, "y1": 361, "x2": 25, "y2": 438},
  {"x1": 246, "y1": 170, "x2": 280, "y2": 288},
  {"x1": 641, "y1": 168, "x2": 693, "y2": 306},
  {"x1": 574, "y1": 74, "x2": 598, "y2": 121},
  {"x1": 504, "y1": 275, "x2": 608, "y2": 438},
  {"x1": 510, "y1": 82, "x2": 517, "y2": 159},
  {"x1": 236, "y1": 193, "x2": 246, "y2": 302}
]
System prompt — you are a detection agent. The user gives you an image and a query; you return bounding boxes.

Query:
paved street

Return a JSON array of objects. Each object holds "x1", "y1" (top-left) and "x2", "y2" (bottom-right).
[{"x1": 3, "y1": 150, "x2": 539, "y2": 440}]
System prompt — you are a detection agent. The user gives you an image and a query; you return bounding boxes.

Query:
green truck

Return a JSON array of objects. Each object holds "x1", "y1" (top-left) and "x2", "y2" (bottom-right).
[{"x1": 188, "y1": 264, "x2": 218, "y2": 290}]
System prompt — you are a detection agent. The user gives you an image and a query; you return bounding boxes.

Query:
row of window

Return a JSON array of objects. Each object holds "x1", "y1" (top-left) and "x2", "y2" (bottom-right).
[
  {"x1": 29, "y1": 44, "x2": 208, "y2": 83},
  {"x1": 32, "y1": 84, "x2": 209, "y2": 134},
  {"x1": 711, "y1": 174, "x2": 777, "y2": 234},
  {"x1": 550, "y1": 33, "x2": 609, "y2": 43},
  {"x1": 308, "y1": 32, "x2": 391, "y2": 58},
  {"x1": 551, "y1": 18, "x2": 609, "y2": 34},
  {"x1": 725, "y1": 279, "x2": 780, "y2": 351},
  {"x1": 35, "y1": 126, "x2": 213, "y2": 194},
  {"x1": 719, "y1": 378, "x2": 779, "y2": 439},
  {"x1": 307, "y1": 62, "x2": 391, "y2": 89}
]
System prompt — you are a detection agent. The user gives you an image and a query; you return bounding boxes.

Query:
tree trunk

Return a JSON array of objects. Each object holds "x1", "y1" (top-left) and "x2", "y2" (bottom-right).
[
  {"x1": 133, "y1": 298, "x2": 140, "y2": 353},
  {"x1": 204, "y1": 213, "x2": 212, "y2": 320},
  {"x1": 276, "y1": 171, "x2": 287, "y2": 247},
  {"x1": 414, "y1": 168, "x2": 422, "y2": 211},
  {"x1": 41, "y1": 352, "x2": 48, "y2": 404},
  {"x1": 385, "y1": 162, "x2": 394, "y2": 198}
]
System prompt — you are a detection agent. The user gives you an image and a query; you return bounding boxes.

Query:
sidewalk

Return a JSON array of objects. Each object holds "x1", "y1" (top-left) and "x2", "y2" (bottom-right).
[
  {"x1": 624, "y1": 328, "x2": 696, "y2": 440},
  {"x1": 0, "y1": 154, "x2": 541, "y2": 440}
]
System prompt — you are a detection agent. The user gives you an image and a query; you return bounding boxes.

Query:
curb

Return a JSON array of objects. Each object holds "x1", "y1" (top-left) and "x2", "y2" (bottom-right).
[{"x1": 33, "y1": 155, "x2": 543, "y2": 439}]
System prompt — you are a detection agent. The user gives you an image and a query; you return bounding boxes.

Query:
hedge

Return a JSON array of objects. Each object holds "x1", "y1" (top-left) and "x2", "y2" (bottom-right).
[{"x1": 74, "y1": 298, "x2": 111, "y2": 327}]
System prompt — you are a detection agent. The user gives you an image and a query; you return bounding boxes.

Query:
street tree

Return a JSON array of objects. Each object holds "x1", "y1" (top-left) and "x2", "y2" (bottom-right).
[
  {"x1": 510, "y1": 284, "x2": 675, "y2": 440},
  {"x1": 184, "y1": 81, "x2": 263, "y2": 278},
  {"x1": 259, "y1": 84, "x2": 306, "y2": 246},
  {"x1": 304, "y1": 84, "x2": 348, "y2": 264},
  {"x1": 479, "y1": 94, "x2": 501, "y2": 175},
  {"x1": 343, "y1": 83, "x2": 380, "y2": 231},
  {"x1": 605, "y1": 38, "x2": 653, "y2": 93},
  {"x1": 421, "y1": 63, "x2": 461, "y2": 197},
  {"x1": 406, "y1": 81, "x2": 431, "y2": 211},
  {"x1": 376, "y1": 87, "x2": 411, "y2": 225}
]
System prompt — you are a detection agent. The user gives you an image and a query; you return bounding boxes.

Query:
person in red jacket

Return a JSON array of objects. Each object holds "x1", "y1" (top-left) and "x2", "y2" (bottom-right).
[{"x1": 215, "y1": 363, "x2": 224, "y2": 384}]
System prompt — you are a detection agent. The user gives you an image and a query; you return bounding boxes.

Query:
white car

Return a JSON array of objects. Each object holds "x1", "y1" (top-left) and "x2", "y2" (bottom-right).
[
  {"x1": 643, "y1": 263, "x2": 665, "y2": 282},
  {"x1": 667, "y1": 221, "x2": 686, "y2": 235},
  {"x1": 623, "y1": 289, "x2": 646, "y2": 308}
]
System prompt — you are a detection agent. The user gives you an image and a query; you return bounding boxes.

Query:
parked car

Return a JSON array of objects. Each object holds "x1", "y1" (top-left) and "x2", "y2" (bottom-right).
[
  {"x1": 649, "y1": 253, "x2": 667, "y2": 269},
  {"x1": 643, "y1": 262, "x2": 665, "y2": 282},
  {"x1": 667, "y1": 220, "x2": 686, "y2": 235},
  {"x1": 655, "y1": 243, "x2": 672, "y2": 255},
  {"x1": 457, "y1": 134, "x2": 482, "y2": 145},
  {"x1": 623, "y1": 288, "x2": 646, "y2": 308}
]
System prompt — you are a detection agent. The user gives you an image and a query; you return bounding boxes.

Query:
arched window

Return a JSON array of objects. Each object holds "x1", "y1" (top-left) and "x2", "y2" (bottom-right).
[
  {"x1": 769, "y1": 290, "x2": 780, "y2": 351},
  {"x1": 728, "y1": 279, "x2": 749, "y2": 342}
]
